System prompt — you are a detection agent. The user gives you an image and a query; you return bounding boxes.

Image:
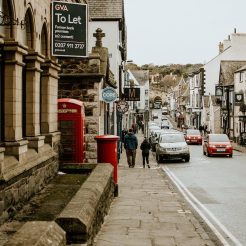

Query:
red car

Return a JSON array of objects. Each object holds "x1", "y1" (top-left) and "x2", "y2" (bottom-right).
[
  {"x1": 185, "y1": 129, "x2": 202, "y2": 145},
  {"x1": 203, "y1": 134, "x2": 233, "y2": 157}
]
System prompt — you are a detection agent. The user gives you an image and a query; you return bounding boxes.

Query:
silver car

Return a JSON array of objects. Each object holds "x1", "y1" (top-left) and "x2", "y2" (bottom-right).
[{"x1": 156, "y1": 133, "x2": 190, "y2": 163}]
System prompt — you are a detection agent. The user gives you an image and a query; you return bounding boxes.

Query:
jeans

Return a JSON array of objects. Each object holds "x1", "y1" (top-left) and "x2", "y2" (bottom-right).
[
  {"x1": 142, "y1": 152, "x2": 149, "y2": 167},
  {"x1": 126, "y1": 149, "x2": 136, "y2": 167}
]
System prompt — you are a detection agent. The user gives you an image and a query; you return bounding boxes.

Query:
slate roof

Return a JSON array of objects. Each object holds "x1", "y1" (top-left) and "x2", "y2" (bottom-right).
[
  {"x1": 235, "y1": 64, "x2": 246, "y2": 73},
  {"x1": 87, "y1": 0, "x2": 123, "y2": 19},
  {"x1": 203, "y1": 95, "x2": 209, "y2": 108},
  {"x1": 211, "y1": 95, "x2": 219, "y2": 106},
  {"x1": 130, "y1": 70, "x2": 149, "y2": 86},
  {"x1": 219, "y1": 60, "x2": 246, "y2": 86}
]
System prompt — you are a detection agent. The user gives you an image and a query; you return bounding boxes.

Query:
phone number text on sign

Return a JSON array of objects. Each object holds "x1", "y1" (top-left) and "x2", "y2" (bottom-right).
[{"x1": 54, "y1": 42, "x2": 85, "y2": 49}]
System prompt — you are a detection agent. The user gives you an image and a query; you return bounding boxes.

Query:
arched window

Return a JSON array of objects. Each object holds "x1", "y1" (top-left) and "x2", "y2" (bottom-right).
[
  {"x1": 0, "y1": 0, "x2": 14, "y2": 142},
  {"x1": 40, "y1": 24, "x2": 48, "y2": 57},
  {"x1": 23, "y1": 8, "x2": 34, "y2": 49},
  {"x1": 22, "y1": 7, "x2": 34, "y2": 137},
  {"x1": 0, "y1": 0, "x2": 14, "y2": 38}
]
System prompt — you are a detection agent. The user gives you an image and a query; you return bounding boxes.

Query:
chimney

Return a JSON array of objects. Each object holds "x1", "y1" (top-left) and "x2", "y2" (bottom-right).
[
  {"x1": 219, "y1": 42, "x2": 224, "y2": 54},
  {"x1": 228, "y1": 35, "x2": 230, "y2": 40},
  {"x1": 234, "y1": 28, "x2": 237, "y2": 33}
]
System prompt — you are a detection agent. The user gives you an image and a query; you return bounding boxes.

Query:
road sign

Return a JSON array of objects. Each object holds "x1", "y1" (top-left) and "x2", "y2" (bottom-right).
[
  {"x1": 102, "y1": 87, "x2": 117, "y2": 103},
  {"x1": 116, "y1": 100, "x2": 129, "y2": 113}
]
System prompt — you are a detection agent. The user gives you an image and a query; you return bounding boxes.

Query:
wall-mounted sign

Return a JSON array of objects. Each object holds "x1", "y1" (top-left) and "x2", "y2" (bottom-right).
[
  {"x1": 52, "y1": 1, "x2": 87, "y2": 57},
  {"x1": 215, "y1": 85, "x2": 223, "y2": 96},
  {"x1": 102, "y1": 87, "x2": 118, "y2": 103},
  {"x1": 116, "y1": 100, "x2": 129, "y2": 113},
  {"x1": 235, "y1": 93, "x2": 244, "y2": 103},
  {"x1": 58, "y1": 109, "x2": 78, "y2": 113},
  {"x1": 124, "y1": 87, "x2": 140, "y2": 101}
]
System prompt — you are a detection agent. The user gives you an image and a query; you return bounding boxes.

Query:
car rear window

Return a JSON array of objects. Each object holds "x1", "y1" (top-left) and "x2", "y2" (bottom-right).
[
  {"x1": 209, "y1": 134, "x2": 229, "y2": 142},
  {"x1": 160, "y1": 134, "x2": 185, "y2": 143},
  {"x1": 187, "y1": 130, "x2": 200, "y2": 135}
]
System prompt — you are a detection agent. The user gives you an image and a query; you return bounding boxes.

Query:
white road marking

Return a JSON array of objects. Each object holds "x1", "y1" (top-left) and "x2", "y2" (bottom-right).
[{"x1": 162, "y1": 166, "x2": 243, "y2": 246}]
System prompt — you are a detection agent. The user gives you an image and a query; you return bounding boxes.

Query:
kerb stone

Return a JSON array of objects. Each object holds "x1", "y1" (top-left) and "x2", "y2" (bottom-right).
[{"x1": 3, "y1": 221, "x2": 66, "y2": 246}]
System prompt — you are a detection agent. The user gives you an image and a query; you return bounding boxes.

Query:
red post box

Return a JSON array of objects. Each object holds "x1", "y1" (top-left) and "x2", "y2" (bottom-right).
[
  {"x1": 58, "y1": 98, "x2": 85, "y2": 163},
  {"x1": 94, "y1": 135, "x2": 120, "y2": 185}
]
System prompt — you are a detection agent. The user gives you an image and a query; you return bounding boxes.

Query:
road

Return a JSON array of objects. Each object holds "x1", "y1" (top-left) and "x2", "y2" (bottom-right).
[{"x1": 159, "y1": 145, "x2": 246, "y2": 246}]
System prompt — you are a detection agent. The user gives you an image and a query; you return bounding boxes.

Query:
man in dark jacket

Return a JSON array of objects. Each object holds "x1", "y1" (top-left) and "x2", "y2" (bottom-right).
[{"x1": 124, "y1": 129, "x2": 138, "y2": 168}]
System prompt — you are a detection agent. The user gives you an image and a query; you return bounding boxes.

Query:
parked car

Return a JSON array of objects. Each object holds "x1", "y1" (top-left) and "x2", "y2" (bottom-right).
[
  {"x1": 156, "y1": 132, "x2": 190, "y2": 163},
  {"x1": 203, "y1": 134, "x2": 233, "y2": 157},
  {"x1": 161, "y1": 107, "x2": 168, "y2": 115},
  {"x1": 150, "y1": 129, "x2": 165, "y2": 151},
  {"x1": 152, "y1": 113, "x2": 158, "y2": 119},
  {"x1": 161, "y1": 115, "x2": 167, "y2": 121},
  {"x1": 148, "y1": 125, "x2": 161, "y2": 139},
  {"x1": 185, "y1": 129, "x2": 202, "y2": 145},
  {"x1": 161, "y1": 121, "x2": 170, "y2": 129}
]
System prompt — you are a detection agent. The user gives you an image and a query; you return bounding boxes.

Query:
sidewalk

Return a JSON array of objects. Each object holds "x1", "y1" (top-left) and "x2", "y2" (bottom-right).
[{"x1": 93, "y1": 133, "x2": 217, "y2": 246}]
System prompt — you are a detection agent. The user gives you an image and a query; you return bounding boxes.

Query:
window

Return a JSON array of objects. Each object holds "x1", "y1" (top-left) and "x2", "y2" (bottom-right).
[{"x1": 239, "y1": 72, "x2": 244, "y2": 83}]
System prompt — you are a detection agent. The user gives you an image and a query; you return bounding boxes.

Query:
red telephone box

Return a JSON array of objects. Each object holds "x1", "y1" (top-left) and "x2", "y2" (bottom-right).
[{"x1": 58, "y1": 98, "x2": 85, "y2": 163}]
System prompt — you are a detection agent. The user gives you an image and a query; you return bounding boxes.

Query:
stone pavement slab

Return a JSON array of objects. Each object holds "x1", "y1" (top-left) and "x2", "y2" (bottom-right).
[{"x1": 92, "y1": 133, "x2": 217, "y2": 246}]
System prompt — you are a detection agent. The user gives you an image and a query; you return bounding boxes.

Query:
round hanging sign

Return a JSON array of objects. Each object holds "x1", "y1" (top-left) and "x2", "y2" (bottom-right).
[
  {"x1": 102, "y1": 87, "x2": 118, "y2": 103},
  {"x1": 116, "y1": 100, "x2": 129, "y2": 113}
]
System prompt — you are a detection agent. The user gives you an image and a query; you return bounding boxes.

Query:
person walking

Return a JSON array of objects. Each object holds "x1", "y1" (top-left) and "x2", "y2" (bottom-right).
[
  {"x1": 121, "y1": 128, "x2": 128, "y2": 153},
  {"x1": 124, "y1": 129, "x2": 138, "y2": 168},
  {"x1": 140, "y1": 137, "x2": 151, "y2": 168}
]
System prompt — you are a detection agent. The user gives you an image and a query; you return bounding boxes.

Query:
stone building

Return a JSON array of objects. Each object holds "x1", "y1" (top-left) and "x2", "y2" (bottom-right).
[
  {"x1": 0, "y1": 0, "x2": 84, "y2": 223},
  {"x1": 58, "y1": 28, "x2": 117, "y2": 163}
]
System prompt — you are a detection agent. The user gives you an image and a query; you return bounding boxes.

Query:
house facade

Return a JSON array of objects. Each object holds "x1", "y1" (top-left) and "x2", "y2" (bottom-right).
[
  {"x1": 204, "y1": 31, "x2": 246, "y2": 96},
  {"x1": 234, "y1": 65, "x2": 246, "y2": 143},
  {"x1": 87, "y1": 0, "x2": 126, "y2": 135}
]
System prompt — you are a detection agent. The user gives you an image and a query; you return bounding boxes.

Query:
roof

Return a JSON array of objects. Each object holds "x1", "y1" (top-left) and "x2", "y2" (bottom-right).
[
  {"x1": 235, "y1": 64, "x2": 246, "y2": 73},
  {"x1": 87, "y1": 0, "x2": 123, "y2": 19},
  {"x1": 130, "y1": 70, "x2": 149, "y2": 86},
  {"x1": 219, "y1": 60, "x2": 246, "y2": 86},
  {"x1": 203, "y1": 95, "x2": 209, "y2": 108},
  {"x1": 211, "y1": 95, "x2": 219, "y2": 106}
]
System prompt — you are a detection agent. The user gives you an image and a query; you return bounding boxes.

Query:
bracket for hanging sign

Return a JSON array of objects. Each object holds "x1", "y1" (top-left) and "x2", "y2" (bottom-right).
[{"x1": 0, "y1": 11, "x2": 26, "y2": 29}]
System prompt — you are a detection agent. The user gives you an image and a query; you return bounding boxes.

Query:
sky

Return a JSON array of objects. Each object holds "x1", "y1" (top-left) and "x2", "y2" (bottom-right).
[{"x1": 124, "y1": 0, "x2": 246, "y2": 66}]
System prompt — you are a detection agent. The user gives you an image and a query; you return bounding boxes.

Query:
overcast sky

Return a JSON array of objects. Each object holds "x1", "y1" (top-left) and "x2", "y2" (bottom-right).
[{"x1": 124, "y1": 0, "x2": 246, "y2": 66}]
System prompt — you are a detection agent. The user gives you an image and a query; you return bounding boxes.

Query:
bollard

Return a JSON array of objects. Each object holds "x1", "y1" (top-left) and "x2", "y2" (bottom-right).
[{"x1": 94, "y1": 135, "x2": 120, "y2": 196}]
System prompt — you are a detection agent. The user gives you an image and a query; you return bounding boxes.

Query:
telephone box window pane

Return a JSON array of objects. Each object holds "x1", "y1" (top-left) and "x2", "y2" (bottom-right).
[{"x1": 59, "y1": 120, "x2": 76, "y2": 162}]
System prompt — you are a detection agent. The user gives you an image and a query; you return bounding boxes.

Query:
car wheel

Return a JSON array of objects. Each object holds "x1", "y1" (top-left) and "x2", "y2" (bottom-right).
[
  {"x1": 184, "y1": 156, "x2": 190, "y2": 162},
  {"x1": 157, "y1": 154, "x2": 162, "y2": 164},
  {"x1": 229, "y1": 154, "x2": 233, "y2": 158}
]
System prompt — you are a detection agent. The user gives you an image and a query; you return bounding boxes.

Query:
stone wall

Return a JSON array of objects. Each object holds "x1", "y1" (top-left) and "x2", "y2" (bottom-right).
[
  {"x1": 55, "y1": 163, "x2": 115, "y2": 245},
  {"x1": 0, "y1": 146, "x2": 58, "y2": 224},
  {"x1": 59, "y1": 78, "x2": 102, "y2": 163}
]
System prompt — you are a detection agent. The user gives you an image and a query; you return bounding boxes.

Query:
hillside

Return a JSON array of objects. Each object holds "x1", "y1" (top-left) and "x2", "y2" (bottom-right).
[{"x1": 126, "y1": 63, "x2": 203, "y2": 78}]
